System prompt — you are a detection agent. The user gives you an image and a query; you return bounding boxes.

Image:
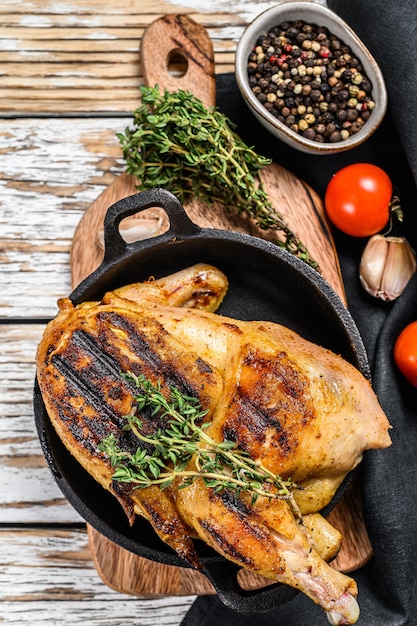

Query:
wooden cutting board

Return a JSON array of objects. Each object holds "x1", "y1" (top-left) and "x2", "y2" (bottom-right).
[{"x1": 70, "y1": 14, "x2": 372, "y2": 597}]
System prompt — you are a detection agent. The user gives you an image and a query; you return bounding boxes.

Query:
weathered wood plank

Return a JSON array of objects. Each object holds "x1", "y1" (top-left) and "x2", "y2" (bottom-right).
[
  {"x1": 0, "y1": 528, "x2": 195, "y2": 625},
  {"x1": 0, "y1": 0, "x2": 270, "y2": 113},
  {"x1": 0, "y1": 0, "x2": 254, "y2": 20},
  {"x1": 0, "y1": 26, "x2": 243, "y2": 42},
  {"x1": 2, "y1": 599, "x2": 194, "y2": 626},
  {"x1": 0, "y1": 324, "x2": 82, "y2": 523},
  {"x1": 1, "y1": 62, "x2": 141, "y2": 79},
  {"x1": 0, "y1": 118, "x2": 128, "y2": 318}
]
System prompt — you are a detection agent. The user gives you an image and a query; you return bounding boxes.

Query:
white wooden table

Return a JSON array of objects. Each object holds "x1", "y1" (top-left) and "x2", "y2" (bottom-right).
[{"x1": 0, "y1": 1, "x2": 289, "y2": 623}]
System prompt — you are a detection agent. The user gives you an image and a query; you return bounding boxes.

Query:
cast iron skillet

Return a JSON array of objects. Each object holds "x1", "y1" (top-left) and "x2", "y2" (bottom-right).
[{"x1": 34, "y1": 188, "x2": 369, "y2": 613}]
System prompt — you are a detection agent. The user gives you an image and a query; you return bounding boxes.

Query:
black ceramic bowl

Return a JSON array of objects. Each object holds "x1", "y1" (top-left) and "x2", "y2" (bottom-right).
[{"x1": 34, "y1": 188, "x2": 369, "y2": 613}]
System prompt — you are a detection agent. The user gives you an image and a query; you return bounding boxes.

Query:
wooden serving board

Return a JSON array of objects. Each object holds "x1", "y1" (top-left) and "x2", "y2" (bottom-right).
[{"x1": 70, "y1": 14, "x2": 372, "y2": 598}]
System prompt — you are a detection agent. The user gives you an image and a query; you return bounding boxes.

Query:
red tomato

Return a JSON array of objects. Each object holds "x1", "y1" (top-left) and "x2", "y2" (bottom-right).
[
  {"x1": 394, "y1": 321, "x2": 417, "y2": 387},
  {"x1": 324, "y1": 163, "x2": 393, "y2": 237}
]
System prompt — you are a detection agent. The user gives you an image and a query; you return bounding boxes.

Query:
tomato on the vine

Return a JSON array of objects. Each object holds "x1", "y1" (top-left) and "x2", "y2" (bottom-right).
[
  {"x1": 324, "y1": 163, "x2": 393, "y2": 237},
  {"x1": 394, "y1": 321, "x2": 417, "y2": 387}
]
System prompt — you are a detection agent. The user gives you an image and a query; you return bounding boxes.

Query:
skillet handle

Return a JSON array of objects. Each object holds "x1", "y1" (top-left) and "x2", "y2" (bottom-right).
[
  {"x1": 202, "y1": 559, "x2": 298, "y2": 613},
  {"x1": 102, "y1": 188, "x2": 201, "y2": 264}
]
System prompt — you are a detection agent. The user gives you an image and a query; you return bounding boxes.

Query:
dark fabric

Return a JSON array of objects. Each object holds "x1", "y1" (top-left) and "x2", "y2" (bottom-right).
[{"x1": 181, "y1": 2, "x2": 417, "y2": 625}]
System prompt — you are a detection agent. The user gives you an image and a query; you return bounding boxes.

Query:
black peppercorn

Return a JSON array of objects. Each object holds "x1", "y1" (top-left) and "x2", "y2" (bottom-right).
[
  {"x1": 322, "y1": 111, "x2": 334, "y2": 124},
  {"x1": 346, "y1": 108, "x2": 358, "y2": 122},
  {"x1": 329, "y1": 130, "x2": 342, "y2": 142},
  {"x1": 303, "y1": 128, "x2": 316, "y2": 140},
  {"x1": 326, "y1": 122, "x2": 336, "y2": 135},
  {"x1": 360, "y1": 77, "x2": 372, "y2": 93},
  {"x1": 350, "y1": 120, "x2": 362, "y2": 133},
  {"x1": 343, "y1": 69, "x2": 353, "y2": 83}
]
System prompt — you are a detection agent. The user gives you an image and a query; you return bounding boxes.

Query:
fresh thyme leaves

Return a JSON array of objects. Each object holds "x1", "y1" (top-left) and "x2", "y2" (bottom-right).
[
  {"x1": 98, "y1": 371, "x2": 296, "y2": 505},
  {"x1": 117, "y1": 85, "x2": 318, "y2": 270}
]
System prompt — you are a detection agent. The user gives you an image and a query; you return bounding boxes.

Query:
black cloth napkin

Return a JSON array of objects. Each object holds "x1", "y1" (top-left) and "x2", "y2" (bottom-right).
[{"x1": 181, "y1": 1, "x2": 417, "y2": 624}]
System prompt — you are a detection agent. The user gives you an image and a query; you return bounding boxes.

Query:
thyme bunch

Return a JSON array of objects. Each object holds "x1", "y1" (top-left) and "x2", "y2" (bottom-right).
[
  {"x1": 117, "y1": 85, "x2": 317, "y2": 269},
  {"x1": 99, "y1": 372, "x2": 296, "y2": 505}
]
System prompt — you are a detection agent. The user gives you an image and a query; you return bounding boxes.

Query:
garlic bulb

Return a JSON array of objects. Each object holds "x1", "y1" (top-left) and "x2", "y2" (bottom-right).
[{"x1": 359, "y1": 235, "x2": 417, "y2": 301}]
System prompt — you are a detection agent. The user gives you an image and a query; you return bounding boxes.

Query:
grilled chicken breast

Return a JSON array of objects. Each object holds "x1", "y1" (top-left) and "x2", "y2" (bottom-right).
[{"x1": 36, "y1": 263, "x2": 391, "y2": 625}]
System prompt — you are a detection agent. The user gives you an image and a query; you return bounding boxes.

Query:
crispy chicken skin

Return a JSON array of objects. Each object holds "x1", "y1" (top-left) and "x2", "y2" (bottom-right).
[{"x1": 36, "y1": 263, "x2": 392, "y2": 625}]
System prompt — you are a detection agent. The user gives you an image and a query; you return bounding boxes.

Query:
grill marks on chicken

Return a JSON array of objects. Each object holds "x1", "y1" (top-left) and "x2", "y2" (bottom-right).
[
  {"x1": 176, "y1": 477, "x2": 359, "y2": 617},
  {"x1": 51, "y1": 329, "x2": 137, "y2": 447},
  {"x1": 40, "y1": 300, "x2": 221, "y2": 560},
  {"x1": 223, "y1": 345, "x2": 314, "y2": 465},
  {"x1": 36, "y1": 263, "x2": 392, "y2": 625}
]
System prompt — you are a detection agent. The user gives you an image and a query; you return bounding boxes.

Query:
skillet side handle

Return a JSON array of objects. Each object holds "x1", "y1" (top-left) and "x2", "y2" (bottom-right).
[
  {"x1": 202, "y1": 559, "x2": 298, "y2": 614},
  {"x1": 102, "y1": 188, "x2": 201, "y2": 264}
]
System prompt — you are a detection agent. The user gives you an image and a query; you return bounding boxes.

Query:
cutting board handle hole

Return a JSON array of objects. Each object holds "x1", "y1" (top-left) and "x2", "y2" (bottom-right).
[{"x1": 167, "y1": 49, "x2": 188, "y2": 77}]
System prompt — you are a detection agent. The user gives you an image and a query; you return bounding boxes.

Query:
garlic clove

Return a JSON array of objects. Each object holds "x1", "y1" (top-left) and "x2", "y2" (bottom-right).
[
  {"x1": 380, "y1": 237, "x2": 417, "y2": 300},
  {"x1": 359, "y1": 234, "x2": 417, "y2": 301},
  {"x1": 97, "y1": 216, "x2": 163, "y2": 250},
  {"x1": 359, "y1": 235, "x2": 388, "y2": 297}
]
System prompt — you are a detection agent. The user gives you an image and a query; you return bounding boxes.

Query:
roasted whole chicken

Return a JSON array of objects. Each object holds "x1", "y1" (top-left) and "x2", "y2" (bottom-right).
[{"x1": 36, "y1": 263, "x2": 392, "y2": 625}]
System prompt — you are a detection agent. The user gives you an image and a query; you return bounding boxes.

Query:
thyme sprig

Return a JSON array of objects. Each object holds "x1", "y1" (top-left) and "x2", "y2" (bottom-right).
[
  {"x1": 98, "y1": 372, "x2": 296, "y2": 506},
  {"x1": 117, "y1": 85, "x2": 317, "y2": 269}
]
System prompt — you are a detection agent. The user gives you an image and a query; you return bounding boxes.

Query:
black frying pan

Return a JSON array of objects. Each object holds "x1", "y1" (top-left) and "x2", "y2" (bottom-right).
[{"x1": 34, "y1": 188, "x2": 369, "y2": 613}]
